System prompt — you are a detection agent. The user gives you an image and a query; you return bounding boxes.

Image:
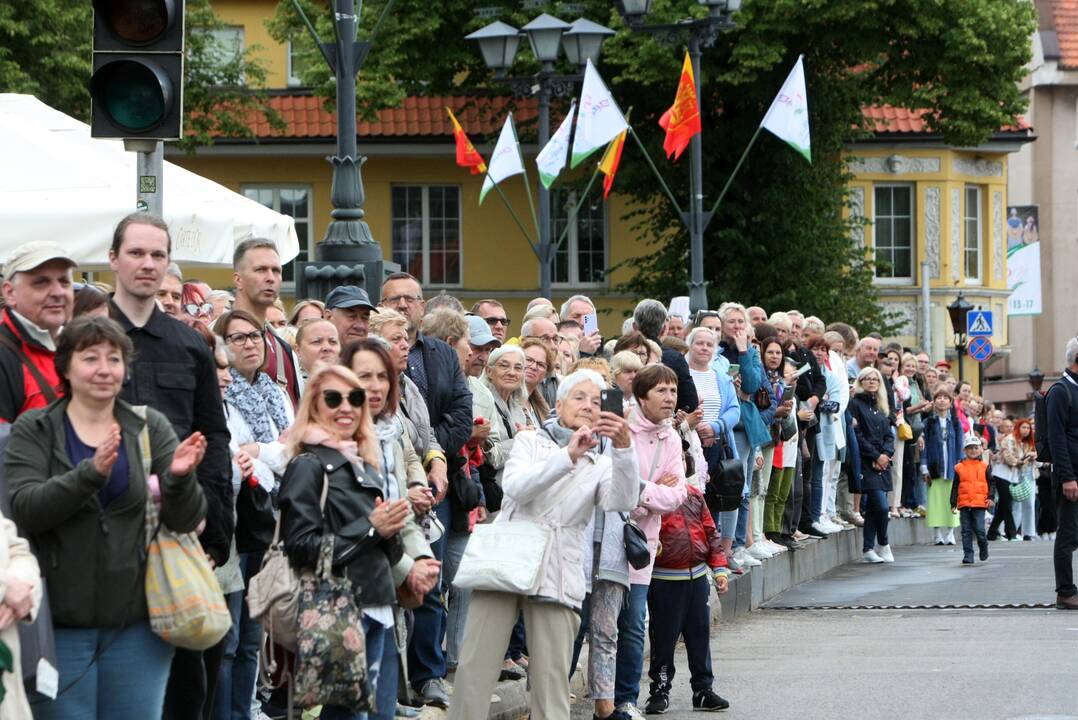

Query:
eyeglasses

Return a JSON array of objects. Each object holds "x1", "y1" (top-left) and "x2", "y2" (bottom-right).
[
  {"x1": 225, "y1": 331, "x2": 263, "y2": 346},
  {"x1": 494, "y1": 361, "x2": 524, "y2": 373},
  {"x1": 525, "y1": 357, "x2": 548, "y2": 371},
  {"x1": 183, "y1": 302, "x2": 213, "y2": 317},
  {"x1": 484, "y1": 316, "x2": 510, "y2": 327},
  {"x1": 383, "y1": 294, "x2": 423, "y2": 305},
  {"x1": 322, "y1": 388, "x2": 366, "y2": 409},
  {"x1": 526, "y1": 333, "x2": 557, "y2": 344}
]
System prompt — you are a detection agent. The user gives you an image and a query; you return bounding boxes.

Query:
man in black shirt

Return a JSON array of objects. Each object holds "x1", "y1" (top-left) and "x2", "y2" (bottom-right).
[{"x1": 107, "y1": 213, "x2": 232, "y2": 719}]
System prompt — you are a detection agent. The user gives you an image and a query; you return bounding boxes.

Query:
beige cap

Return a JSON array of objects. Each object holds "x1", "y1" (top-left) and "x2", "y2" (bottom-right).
[{"x1": 3, "y1": 241, "x2": 76, "y2": 277}]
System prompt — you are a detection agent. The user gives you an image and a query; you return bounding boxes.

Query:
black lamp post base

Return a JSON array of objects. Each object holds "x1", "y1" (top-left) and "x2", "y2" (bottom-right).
[{"x1": 294, "y1": 257, "x2": 399, "y2": 305}]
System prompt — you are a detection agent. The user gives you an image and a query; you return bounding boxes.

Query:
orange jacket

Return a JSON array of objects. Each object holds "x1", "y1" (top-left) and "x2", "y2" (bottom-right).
[{"x1": 951, "y1": 459, "x2": 990, "y2": 509}]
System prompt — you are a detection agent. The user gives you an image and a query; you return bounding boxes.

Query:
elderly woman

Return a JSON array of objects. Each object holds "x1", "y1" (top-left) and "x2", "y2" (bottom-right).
[
  {"x1": 279, "y1": 364, "x2": 419, "y2": 720},
  {"x1": 294, "y1": 318, "x2": 341, "y2": 381},
  {"x1": 485, "y1": 345, "x2": 537, "y2": 443},
  {"x1": 521, "y1": 338, "x2": 555, "y2": 422},
  {"x1": 448, "y1": 370, "x2": 639, "y2": 720},
  {"x1": 849, "y1": 366, "x2": 896, "y2": 564},
  {"x1": 611, "y1": 350, "x2": 644, "y2": 415},
  {"x1": 6, "y1": 317, "x2": 206, "y2": 719}
]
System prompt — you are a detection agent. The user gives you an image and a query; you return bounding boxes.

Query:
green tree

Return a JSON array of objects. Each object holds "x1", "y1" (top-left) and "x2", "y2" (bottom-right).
[
  {"x1": 277, "y1": 0, "x2": 1035, "y2": 332},
  {"x1": 0, "y1": 0, "x2": 282, "y2": 152}
]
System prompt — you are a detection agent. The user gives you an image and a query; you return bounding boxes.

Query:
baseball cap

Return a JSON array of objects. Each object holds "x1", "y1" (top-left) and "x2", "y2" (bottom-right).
[
  {"x1": 963, "y1": 432, "x2": 982, "y2": 449},
  {"x1": 324, "y1": 286, "x2": 377, "y2": 312},
  {"x1": 935, "y1": 360, "x2": 952, "y2": 370},
  {"x1": 467, "y1": 315, "x2": 500, "y2": 348},
  {"x1": 3, "y1": 241, "x2": 76, "y2": 277}
]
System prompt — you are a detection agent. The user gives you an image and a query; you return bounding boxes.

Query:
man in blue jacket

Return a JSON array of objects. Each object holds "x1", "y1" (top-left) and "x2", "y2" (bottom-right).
[{"x1": 1049, "y1": 337, "x2": 1078, "y2": 609}]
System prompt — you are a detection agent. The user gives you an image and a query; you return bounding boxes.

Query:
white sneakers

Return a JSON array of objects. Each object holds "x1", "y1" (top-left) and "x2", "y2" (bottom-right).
[
  {"x1": 862, "y1": 549, "x2": 884, "y2": 563},
  {"x1": 877, "y1": 544, "x2": 894, "y2": 563},
  {"x1": 747, "y1": 543, "x2": 774, "y2": 560},
  {"x1": 812, "y1": 521, "x2": 834, "y2": 535},
  {"x1": 733, "y1": 548, "x2": 762, "y2": 567},
  {"x1": 944, "y1": 529, "x2": 956, "y2": 546},
  {"x1": 765, "y1": 539, "x2": 788, "y2": 554}
]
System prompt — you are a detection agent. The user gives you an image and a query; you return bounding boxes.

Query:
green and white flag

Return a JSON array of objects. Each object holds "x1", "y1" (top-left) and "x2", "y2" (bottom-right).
[
  {"x1": 570, "y1": 59, "x2": 628, "y2": 168},
  {"x1": 480, "y1": 113, "x2": 525, "y2": 204},
  {"x1": 760, "y1": 55, "x2": 811, "y2": 163},
  {"x1": 536, "y1": 101, "x2": 576, "y2": 189}
]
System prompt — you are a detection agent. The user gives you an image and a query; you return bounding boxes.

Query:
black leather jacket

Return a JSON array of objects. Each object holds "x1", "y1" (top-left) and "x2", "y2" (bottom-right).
[{"x1": 279, "y1": 445, "x2": 402, "y2": 608}]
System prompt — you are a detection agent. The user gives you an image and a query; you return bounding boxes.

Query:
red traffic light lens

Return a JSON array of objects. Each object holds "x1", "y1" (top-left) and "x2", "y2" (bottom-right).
[{"x1": 94, "y1": 0, "x2": 174, "y2": 45}]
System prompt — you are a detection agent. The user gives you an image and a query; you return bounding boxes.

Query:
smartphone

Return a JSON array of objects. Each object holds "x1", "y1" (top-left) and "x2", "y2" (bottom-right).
[
  {"x1": 727, "y1": 363, "x2": 740, "y2": 377},
  {"x1": 583, "y1": 312, "x2": 599, "y2": 335},
  {"x1": 600, "y1": 387, "x2": 624, "y2": 415}
]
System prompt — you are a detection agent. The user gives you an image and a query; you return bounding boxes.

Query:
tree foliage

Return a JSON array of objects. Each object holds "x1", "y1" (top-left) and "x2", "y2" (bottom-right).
[{"x1": 0, "y1": 0, "x2": 282, "y2": 152}]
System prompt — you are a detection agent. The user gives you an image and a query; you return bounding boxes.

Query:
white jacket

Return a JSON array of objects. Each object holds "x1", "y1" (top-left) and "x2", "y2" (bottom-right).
[{"x1": 498, "y1": 429, "x2": 640, "y2": 610}]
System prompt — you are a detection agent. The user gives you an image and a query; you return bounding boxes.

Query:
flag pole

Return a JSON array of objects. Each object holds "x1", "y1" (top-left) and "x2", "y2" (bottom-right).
[
  {"x1": 708, "y1": 124, "x2": 763, "y2": 215},
  {"x1": 628, "y1": 126, "x2": 685, "y2": 216},
  {"x1": 491, "y1": 183, "x2": 542, "y2": 261}
]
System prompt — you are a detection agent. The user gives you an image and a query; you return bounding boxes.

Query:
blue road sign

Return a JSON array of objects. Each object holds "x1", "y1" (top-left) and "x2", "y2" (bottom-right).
[
  {"x1": 968, "y1": 336, "x2": 994, "y2": 362},
  {"x1": 967, "y1": 310, "x2": 993, "y2": 337}
]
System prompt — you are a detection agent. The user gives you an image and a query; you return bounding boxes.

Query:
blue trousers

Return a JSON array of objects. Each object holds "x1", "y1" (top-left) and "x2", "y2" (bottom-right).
[
  {"x1": 959, "y1": 507, "x2": 988, "y2": 560},
  {"x1": 647, "y1": 576, "x2": 713, "y2": 697},
  {"x1": 31, "y1": 621, "x2": 174, "y2": 720},
  {"x1": 213, "y1": 551, "x2": 263, "y2": 720},
  {"x1": 320, "y1": 617, "x2": 391, "y2": 720},
  {"x1": 407, "y1": 499, "x2": 451, "y2": 686},
  {"x1": 810, "y1": 451, "x2": 824, "y2": 523},
  {"x1": 613, "y1": 583, "x2": 649, "y2": 706},
  {"x1": 862, "y1": 489, "x2": 890, "y2": 552}
]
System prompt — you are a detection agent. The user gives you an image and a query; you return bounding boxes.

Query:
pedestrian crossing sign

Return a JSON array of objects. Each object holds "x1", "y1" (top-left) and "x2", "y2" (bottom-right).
[{"x1": 966, "y1": 310, "x2": 993, "y2": 337}]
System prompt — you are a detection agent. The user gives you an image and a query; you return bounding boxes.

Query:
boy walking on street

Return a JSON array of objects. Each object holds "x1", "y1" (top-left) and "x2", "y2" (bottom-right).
[{"x1": 951, "y1": 433, "x2": 993, "y2": 565}]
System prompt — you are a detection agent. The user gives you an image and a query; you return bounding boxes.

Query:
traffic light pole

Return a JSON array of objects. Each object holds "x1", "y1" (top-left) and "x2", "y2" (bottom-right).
[{"x1": 125, "y1": 138, "x2": 164, "y2": 217}]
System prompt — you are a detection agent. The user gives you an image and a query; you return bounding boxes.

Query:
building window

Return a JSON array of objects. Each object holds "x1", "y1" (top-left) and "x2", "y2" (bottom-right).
[
  {"x1": 240, "y1": 186, "x2": 312, "y2": 287},
  {"x1": 963, "y1": 185, "x2": 983, "y2": 283},
  {"x1": 552, "y1": 188, "x2": 607, "y2": 286},
  {"x1": 201, "y1": 26, "x2": 245, "y2": 85},
  {"x1": 872, "y1": 184, "x2": 915, "y2": 281},
  {"x1": 391, "y1": 186, "x2": 461, "y2": 286},
  {"x1": 286, "y1": 39, "x2": 312, "y2": 87}
]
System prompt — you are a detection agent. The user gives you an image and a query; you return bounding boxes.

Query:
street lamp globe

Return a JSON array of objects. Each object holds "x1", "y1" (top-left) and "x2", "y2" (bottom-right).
[
  {"x1": 618, "y1": 0, "x2": 653, "y2": 23},
  {"x1": 465, "y1": 21, "x2": 522, "y2": 71},
  {"x1": 1028, "y1": 368, "x2": 1046, "y2": 393},
  {"x1": 522, "y1": 14, "x2": 570, "y2": 64},
  {"x1": 562, "y1": 18, "x2": 615, "y2": 68},
  {"x1": 946, "y1": 293, "x2": 973, "y2": 339}
]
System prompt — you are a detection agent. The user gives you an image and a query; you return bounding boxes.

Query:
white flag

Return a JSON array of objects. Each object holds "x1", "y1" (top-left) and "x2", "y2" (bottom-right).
[
  {"x1": 571, "y1": 59, "x2": 628, "y2": 168},
  {"x1": 760, "y1": 55, "x2": 811, "y2": 163},
  {"x1": 480, "y1": 114, "x2": 525, "y2": 204},
  {"x1": 536, "y1": 101, "x2": 576, "y2": 189}
]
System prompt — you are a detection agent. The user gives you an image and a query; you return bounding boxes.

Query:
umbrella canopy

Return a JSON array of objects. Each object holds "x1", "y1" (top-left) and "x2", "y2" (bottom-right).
[{"x1": 0, "y1": 94, "x2": 299, "y2": 268}]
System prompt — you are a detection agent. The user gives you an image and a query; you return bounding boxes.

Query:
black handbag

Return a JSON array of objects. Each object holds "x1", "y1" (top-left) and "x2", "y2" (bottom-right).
[
  {"x1": 704, "y1": 433, "x2": 745, "y2": 513},
  {"x1": 620, "y1": 513, "x2": 651, "y2": 570},
  {"x1": 235, "y1": 481, "x2": 276, "y2": 554},
  {"x1": 477, "y1": 461, "x2": 502, "y2": 512},
  {"x1": 447, "y1": 452, "x2": 481, "y2": 512}
]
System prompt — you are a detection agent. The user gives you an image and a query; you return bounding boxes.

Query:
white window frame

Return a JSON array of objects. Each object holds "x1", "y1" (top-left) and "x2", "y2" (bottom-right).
[
  {"x1": 286, "y1": 40, "x2": 306, "y2": 87},
  {"x1": 239, "y1": 184, "x2": 314, "y2": 295},
  {"x1": 871, "y1": 183, "x2": 916, "y2": 285},
  {"x1": 390, "y1": 185, "x2": 463, "y2": 288},
  {"x1": 551, "y1": 188, "x2": 609, "y2": 288},
  {"x1": 202, "y1": 26, "x2": 245, "y2": 85},
  {"x1": 963, "y1": 185, "x2": 983, "y2": 284}
]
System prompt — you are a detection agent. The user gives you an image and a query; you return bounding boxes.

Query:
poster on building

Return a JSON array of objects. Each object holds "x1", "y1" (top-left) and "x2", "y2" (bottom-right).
[{"x1": 1006, "y1": 205, "x2": 1042, "y2": 316}]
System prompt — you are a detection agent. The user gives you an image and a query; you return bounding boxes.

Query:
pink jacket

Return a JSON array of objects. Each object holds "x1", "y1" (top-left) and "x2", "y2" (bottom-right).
[{"x1": 628, "y1": 408, "x2": 688, "y2": 584}]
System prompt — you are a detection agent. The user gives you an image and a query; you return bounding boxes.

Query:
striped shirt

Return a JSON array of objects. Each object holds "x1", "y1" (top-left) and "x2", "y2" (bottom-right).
[{"x1": 690, "y1": 367, "x2": 722, "y2": 423}]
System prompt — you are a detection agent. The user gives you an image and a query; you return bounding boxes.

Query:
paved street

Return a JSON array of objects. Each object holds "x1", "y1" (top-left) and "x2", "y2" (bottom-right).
[{"x1": 572, "y1": 540, "x2": 1078, "y2": 719}]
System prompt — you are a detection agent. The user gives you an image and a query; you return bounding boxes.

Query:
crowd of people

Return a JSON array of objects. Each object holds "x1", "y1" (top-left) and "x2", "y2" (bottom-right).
[{"x1": 0, "y1": 211, "x2": 1074, "y2": 720}]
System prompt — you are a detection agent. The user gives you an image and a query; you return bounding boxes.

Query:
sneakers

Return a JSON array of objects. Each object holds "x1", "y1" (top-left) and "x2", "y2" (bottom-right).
[
  {"x1": 733, "y1": 548, "x2": 761, "y2": 567},
  {"x1": 962, "y1": 554, "x2": 974, "y2": 564},
  {"x1": 414, "y1": 678, "x2": 449, "y2": 708},
  {"x1": 811, "y1": 521, "x2": 833, "y2": 536},
  {"x1": 933, "y1": 528, "x2": 945, "y2": 546},
  {"x1": 747, "y1": 543, "x2": 773, "y2": 560},
  {"x1": 598, "y1": 711, "x2": 631, "y2": 720},
  {"x1": 765, "y1": 539, "x2": 788, "y2": 553},
  {"x1": 944, "y1": 530, "x2": 956, "y2": 546},
  {"x1": 726, "y1": 555, "x2": 744, "y2": 575},
  {"x1": 644, "y1": 693, "x2": 669, "y2": 714},
  {"x1": 862, "y1": 549, "x2": 884, "y2": 563},
  {"x1": 692, "y1": 689, "x2": 730, "y2": 712},
  {"x1": 499, "y1": 658, "x2": 525, "y2": 681},
  {"x1": 876, "y1": 544, "x2": 894, "y2": 563},
  {"x1": 616, "y1": 703, "x2": 646, "y2": 720}
]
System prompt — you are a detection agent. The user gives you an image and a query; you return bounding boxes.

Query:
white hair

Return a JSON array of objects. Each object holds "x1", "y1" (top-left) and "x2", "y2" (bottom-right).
[
  {"x1": 768, "y1": 311, "x2": 791, "y2": 331},
  {"x1": 686, "y1": 326, "x2": 718, "y2": 349},
  {"x1": 206, "y1": 290, "x2": 234, "y2": 303},
  {"x1": 621, "y1": 317, "x2": 635, "y2": 335},
  {"x1": 486, "y1": 343, "x2": 526, "y2": 368},
  {"x1": 1066, "y1": 337, "x2": 1078, "y2": 367},
  {"x1": 717, "y1": 301, "x2": 747, "y2": 323},
  {"x1": 165, "y1": 262, "x2": 183, "y2": 281},
  {"x1": 556, "y1": 368, "x2": 607, "y2": 401},
  {"x1": 560, "y1": 294, "x2": 595, "y2": 319}
]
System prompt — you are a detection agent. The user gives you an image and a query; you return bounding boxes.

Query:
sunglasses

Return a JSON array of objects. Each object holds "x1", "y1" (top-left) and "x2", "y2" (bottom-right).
[
  {"x1": 322, "y1": 388, "x2": 366, "y2": 409},
  {"x1": 484, "y1": 316, "x2": 510, "y2": 327},
  {"x1": 183, "y1": 302, "x2": 213, "y2": 317}
]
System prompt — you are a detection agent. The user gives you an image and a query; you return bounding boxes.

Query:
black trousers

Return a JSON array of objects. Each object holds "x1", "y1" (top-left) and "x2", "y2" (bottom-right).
[
  {"x1": 987, "y1": 477, "x2": 1017, "y2": 540},
  {"x1": 647, "y1": 576, "x2": 713, "y2": 697},
  {"x1": 1038, "y1": 472, "x2": 1058, "y2": 534},
  {"x1": 1054, "y1": 480, "x2": 1078, "y2": 598},
  {"x1": 162, "y1": 648, "x2": 208, "y2": 720}
]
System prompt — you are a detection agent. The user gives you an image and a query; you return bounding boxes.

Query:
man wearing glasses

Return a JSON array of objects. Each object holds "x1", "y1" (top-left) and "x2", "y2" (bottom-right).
[{"x1": 471, "y1": 298, "x2": 510, "y2": 343}]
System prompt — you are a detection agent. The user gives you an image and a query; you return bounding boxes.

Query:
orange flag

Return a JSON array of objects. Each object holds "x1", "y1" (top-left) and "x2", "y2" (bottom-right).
[
  {"x1": 658, "y1": 52, "x2": 702, "y2": 161},
  {"x1": 446, "y1": 107, "x2": 487, "y2": 175},
  {"x1": 598, "y1": 130, "x2": 627, "y2": 200}
]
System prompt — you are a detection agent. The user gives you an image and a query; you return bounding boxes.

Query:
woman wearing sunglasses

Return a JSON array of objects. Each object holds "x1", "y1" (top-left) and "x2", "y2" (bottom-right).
[
  {"x1": 279, "y1": 364, "x2": 413, "y2": 720},
  {"x1": 180, "y1": 282, "x2": 213, "y2": 327}
]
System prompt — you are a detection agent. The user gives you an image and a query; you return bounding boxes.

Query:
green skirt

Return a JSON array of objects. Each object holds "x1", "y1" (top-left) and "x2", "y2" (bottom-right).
[{"x1": 926, "y1": 478, "x2": 960, "y2": 528}]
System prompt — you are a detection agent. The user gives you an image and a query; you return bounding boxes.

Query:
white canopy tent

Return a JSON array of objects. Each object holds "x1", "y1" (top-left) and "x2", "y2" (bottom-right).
[{"x1": 0, "y1": 94, "x2": 299, "y2": 269}]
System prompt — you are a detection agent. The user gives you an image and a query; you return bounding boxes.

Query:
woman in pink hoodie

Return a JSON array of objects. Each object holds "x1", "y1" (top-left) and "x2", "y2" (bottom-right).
[{"x1": 613, "y1": 364, "x2": 688, "y2": 717}]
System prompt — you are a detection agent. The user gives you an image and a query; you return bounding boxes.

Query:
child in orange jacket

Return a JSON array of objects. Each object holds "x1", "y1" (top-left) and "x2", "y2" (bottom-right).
[{"x1": 951, "y1": 433, "x2": 994, "y2": 564}]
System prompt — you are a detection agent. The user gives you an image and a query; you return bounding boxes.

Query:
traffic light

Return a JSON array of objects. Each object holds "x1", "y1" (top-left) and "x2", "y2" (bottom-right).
[{"x1": 91, "y1": 0, "x2": 185, "y2": 140}]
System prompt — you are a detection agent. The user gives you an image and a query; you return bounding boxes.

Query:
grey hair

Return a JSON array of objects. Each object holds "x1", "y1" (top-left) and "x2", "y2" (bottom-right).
[
  {"x1": 768, "y1": 311, "x2": 791, "y2": 331},
  {"x1": 804, "y1": 315, "x2": 825, "y2": 334},
  {"x1": 206, "y1": 290, "x2": 233, "y2": 303},
  {"x1": 520, "y1": 317, "x2": 554, "y2": 338},
  {"x1": 424, "y1": 292, "x2": 464, "y2": 315},
  {"x1": 556, "y1": 368, "x2": 607, "y2": 401},
  {"x1": 686, "y1": 326, "x2": 718, "y2": 349},
  {"x1": 621, "y1": 317, "x2": 635, "y2": 335},
  {"x1": 717, "y1": 301, "x2": 747, "y2": 323},
  {"x1": 486, "y1": 344, "x2": 526, "y2": 368},
  {"x1": 1066, "y1": 337, "x2": 1078, "y2": 367},
  {"x1": 560, "y1": 294, "x2": 595, "y2": 319},
  {"x1": 633, "y1": 299, "x2": 668, "y2": 339},
  {"x1": 165, "y1": 262, "x2": 183, "y2": 281}
]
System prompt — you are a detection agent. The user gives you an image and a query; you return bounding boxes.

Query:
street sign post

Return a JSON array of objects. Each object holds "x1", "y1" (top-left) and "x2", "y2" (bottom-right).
[
  {"x1": 967, "y1": 310, "x2": 993, "y2": 337},
  {"x1": 968, "y1": 336, "x2": 994, "y2": 363}
]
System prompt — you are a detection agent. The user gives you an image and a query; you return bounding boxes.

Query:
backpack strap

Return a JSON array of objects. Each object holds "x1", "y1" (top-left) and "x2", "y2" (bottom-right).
[{"x1": 0, "y1": 332, "x2": 57, "y2": 403}]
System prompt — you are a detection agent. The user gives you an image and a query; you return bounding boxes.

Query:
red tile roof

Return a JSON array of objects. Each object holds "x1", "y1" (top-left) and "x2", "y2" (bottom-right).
[
  {"x1": 234, "y1": 94, "x2": 1029, "y2": 141},
  {"x1": 1053, "y1": 0, "x2": 1078, "y2": 68}
]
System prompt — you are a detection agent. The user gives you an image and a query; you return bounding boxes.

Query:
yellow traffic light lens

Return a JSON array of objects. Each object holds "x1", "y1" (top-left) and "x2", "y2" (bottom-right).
[
  {"x1": 96, "y1": 61, "x2": 167, "y2": 131},
  {"x1": 98, "y1": 1, "x2": 170, "y2": 45}
]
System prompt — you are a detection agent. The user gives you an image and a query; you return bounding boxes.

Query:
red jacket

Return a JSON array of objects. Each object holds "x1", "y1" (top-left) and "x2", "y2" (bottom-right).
[
  {"x1": 0, "y1": 309, "x2": 62, "y2": 423},
  {"x1": 653, "y1": 485, "x2": 727, "y2": 576}
]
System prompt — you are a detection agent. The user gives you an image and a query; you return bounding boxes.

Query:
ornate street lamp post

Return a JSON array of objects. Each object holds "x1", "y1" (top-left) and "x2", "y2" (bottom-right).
[{"x1": 946, "y1": 293, "x2": 973, "y2": 383}]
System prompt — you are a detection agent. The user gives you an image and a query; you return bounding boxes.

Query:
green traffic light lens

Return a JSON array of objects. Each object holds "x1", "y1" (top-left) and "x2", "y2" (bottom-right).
[
  {"x1": 99, "y1": 0, "x2": 170, "y2": 44},
  {"x1": 99, "y1": 61, "x2": 166, "y2": 131}
]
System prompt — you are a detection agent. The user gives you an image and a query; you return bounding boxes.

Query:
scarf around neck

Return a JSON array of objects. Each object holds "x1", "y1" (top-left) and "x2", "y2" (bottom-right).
[{"x1": 225, "y1": 367, "x2": 290, "y2": 443}]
